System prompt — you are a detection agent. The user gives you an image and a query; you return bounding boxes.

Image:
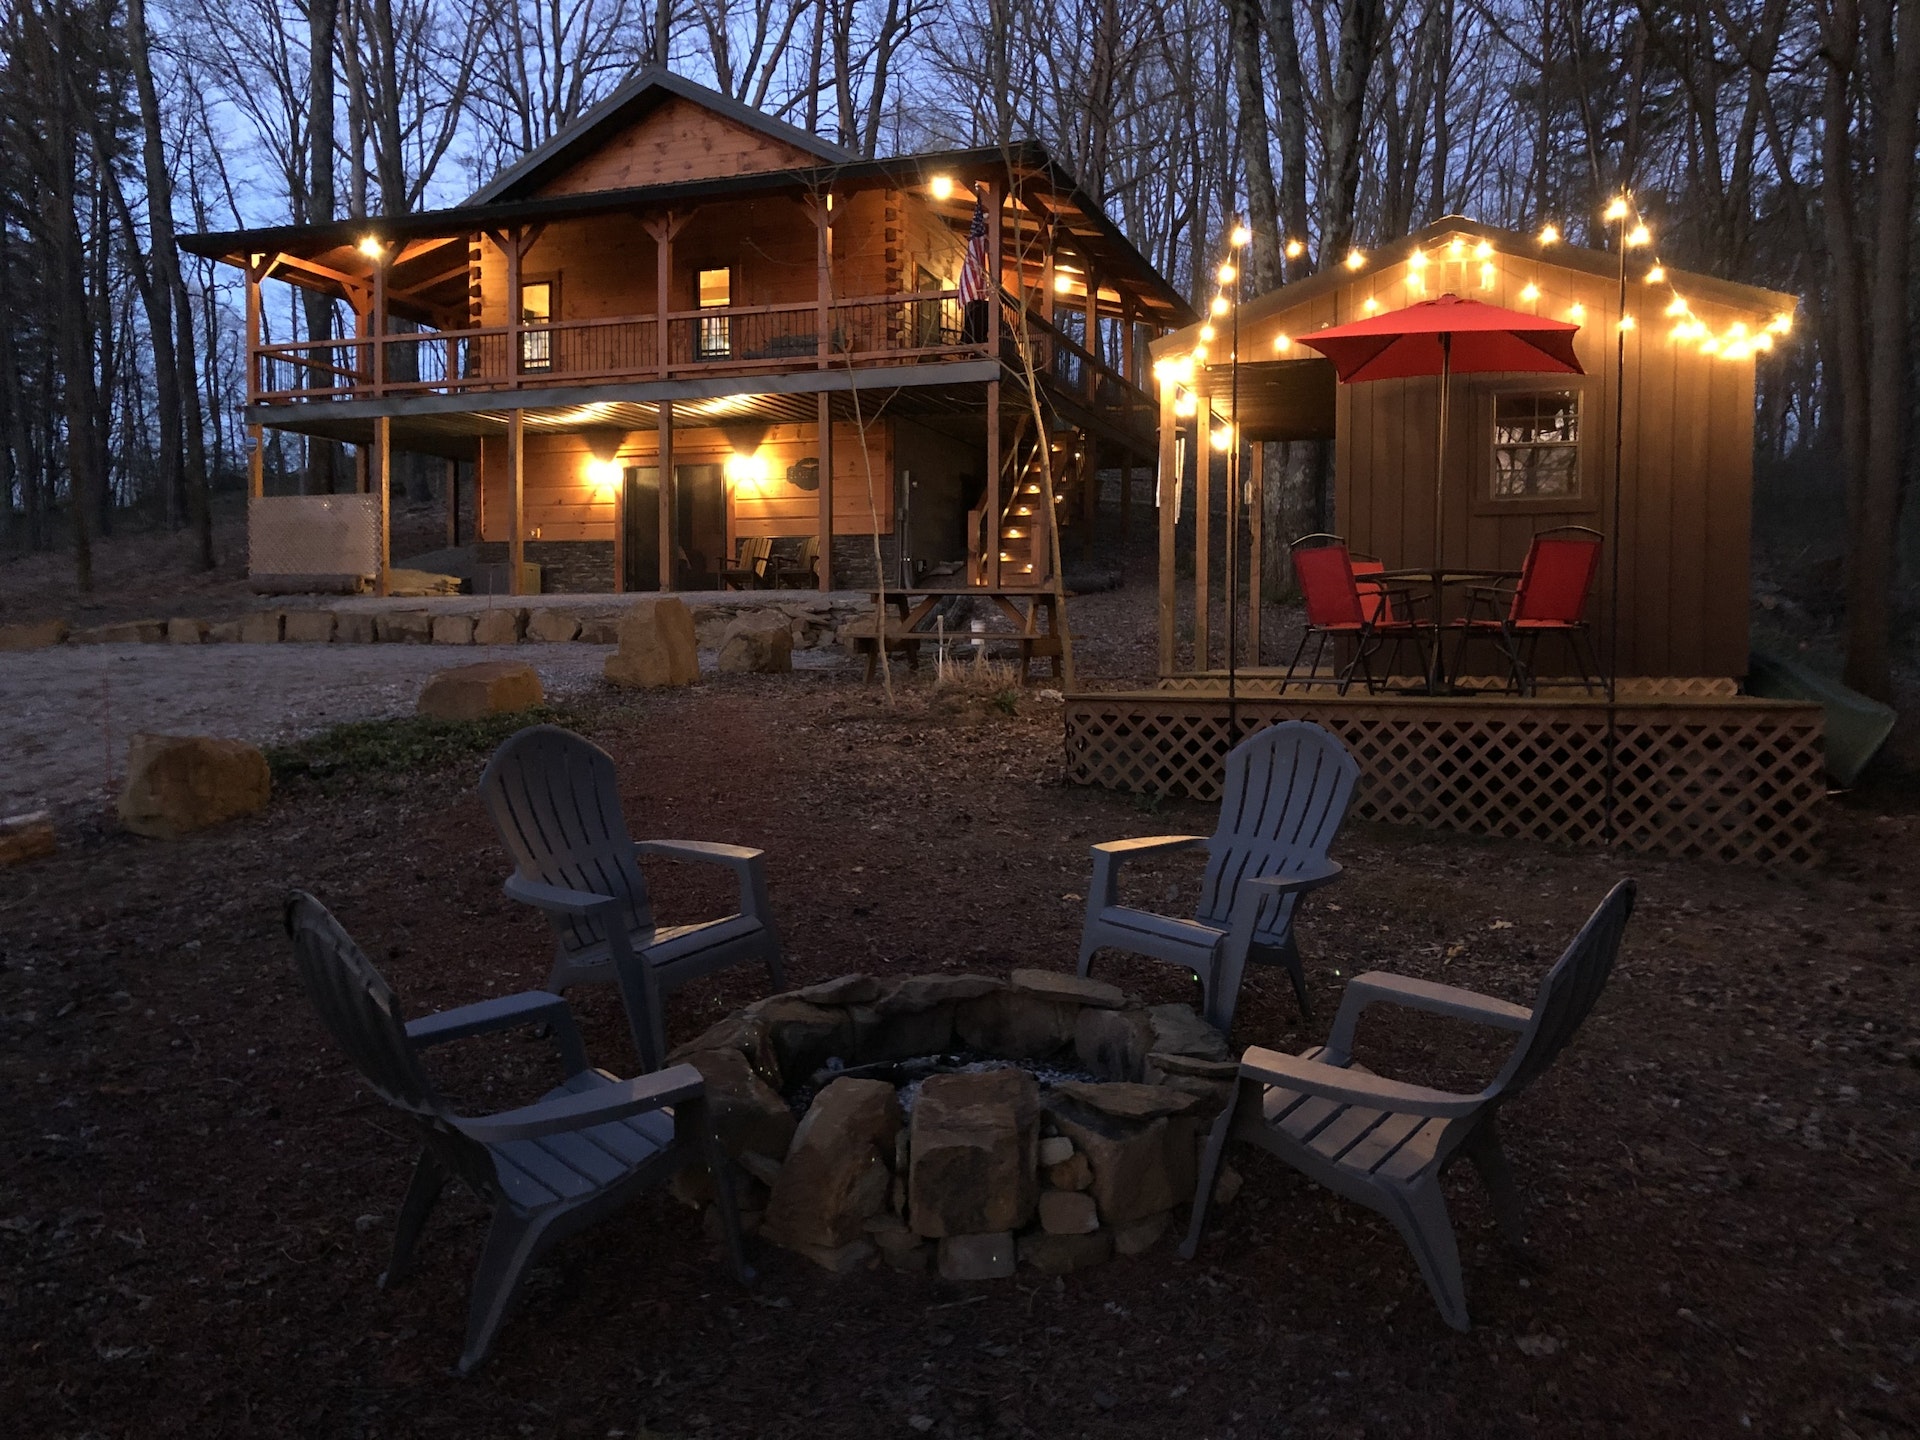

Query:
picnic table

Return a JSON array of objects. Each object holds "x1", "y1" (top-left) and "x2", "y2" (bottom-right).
[{"x1": 849, "y1": 587, "x2": 1064, "y2": 685}]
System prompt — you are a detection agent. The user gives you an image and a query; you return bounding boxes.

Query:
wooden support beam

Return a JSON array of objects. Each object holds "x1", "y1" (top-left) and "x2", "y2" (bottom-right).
[
  {"x1": 1157, "y1": 381, "x2": 1177, "y2": 677},
  {"x1": 1248, "y1": 441, "x2": 1264, "y2": 666},
  {"x1": 247, "y1": 423, "x2": 264, "y2": 499},
  {"x1": 612, "y1": 454, "x2": 626, "y2": 594},
  {"x1": 813, "y1": 393, "x2": 834, "y2": 591},
  {"x1": 507, "y1": 409, "x2": 525, "y2": 595},
  {"x1": 1195, "y1": 402, "x2": 1212, "y2": 670},
  {"x1": 373, "y1": 415, "x2": 391, "y2": 597},
  {"x1": 646, "y1": 211, "x2": 687, "y2": 377},
  {"x1": 504, "y1": 229, "x2": 523, "y2": 388},
  {"x1": 244, "y1": 260, "x2": 263, "y2": 405},
  {"x1": 813, "y1": 195, "x2": 832, "y2": 371},
  {"x1": 986, "y1": 379, "x2": 1002, "y2": 588},
  {"x1": 657, "y1": 401, "x2": 674, "y2": 591},
  {"x1": 370, "y1": 256, "x2": 387, "y2": 397}
]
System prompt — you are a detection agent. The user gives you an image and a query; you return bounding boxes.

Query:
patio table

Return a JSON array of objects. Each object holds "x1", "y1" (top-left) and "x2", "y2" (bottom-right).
[{"x1": 1374, "y1": 567, "x2": 1519, "y2": 692}]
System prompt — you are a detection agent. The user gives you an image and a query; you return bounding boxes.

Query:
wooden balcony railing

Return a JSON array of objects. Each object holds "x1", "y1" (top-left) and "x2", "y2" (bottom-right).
[{"x1": 250, "y1": 291, "x2": 986, "y2": 405}]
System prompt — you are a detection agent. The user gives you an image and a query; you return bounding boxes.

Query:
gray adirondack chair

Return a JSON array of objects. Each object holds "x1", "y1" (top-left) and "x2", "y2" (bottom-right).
[
  {"x1": 1076, "y1": 721, "x2": 1358, "y2": 1033},
  {"x1": 1181, "y1": 879, "x2": 1636, "y2": 1331},
  {"x1": 283, "y1": 891, "x2": 751, "y2": 1373},
  {"x1": 480, "y1": 724, "x2": 784, "y2": 1071}
]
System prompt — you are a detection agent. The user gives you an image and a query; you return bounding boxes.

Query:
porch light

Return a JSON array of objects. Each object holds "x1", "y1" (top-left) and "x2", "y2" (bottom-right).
[
  {"x1": 585, "y1": 458, "x2": 623, "y2": 495},
  {"x1": 929, "y1": 174, "x2": 954, "y2": 201},
  {"x1": 1230, "y1": 223, "x2": 1252, "y2": 248},
  {"x1": 357, "y1": 235, "x2": 384, "y2": 259},
  {"x1": 1054, "y1": 271, "x2": 1074, "y2": 294},
  {"x1": 1538, "y1": 224, "x2": 1560, "y2": 245},
  {"x1": 1210, "y1": 426, "x2": 1232, "y2": 452},
  {"x1": 1344, "y1": 248, "x2": 1366, "y2": 270},
  {"x1": 724, "y1": 452, "x2": 770, "y2": 489}
]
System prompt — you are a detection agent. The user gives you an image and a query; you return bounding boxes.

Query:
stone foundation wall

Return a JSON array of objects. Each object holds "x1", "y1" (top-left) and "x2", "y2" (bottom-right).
[{"x1": 473, "y1": 540, "x2": 614, "y2": 594}]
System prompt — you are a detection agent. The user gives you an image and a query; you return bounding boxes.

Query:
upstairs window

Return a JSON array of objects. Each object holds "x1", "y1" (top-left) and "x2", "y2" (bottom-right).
[
  {"x1": 1491, "y1": 390, "x2": 1581, "y2": 500},
  {"x1": 697, "y1": 267, "x2": 732, "y2": 358},
  {"x1": 518, "y1": 280, "x2": 552, "y2": 370}
]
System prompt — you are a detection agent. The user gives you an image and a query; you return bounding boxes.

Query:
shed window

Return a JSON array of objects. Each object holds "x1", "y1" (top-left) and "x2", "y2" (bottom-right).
[
  {"x1": 1491, "y1": 390, "x2": 1581, "y2": 499},
  {"x1": 519, "y1": 280, "x2": 552, "y2": 370},
  {"x1": 697, "y1": 267, "x2": 732, "y2": 358}
]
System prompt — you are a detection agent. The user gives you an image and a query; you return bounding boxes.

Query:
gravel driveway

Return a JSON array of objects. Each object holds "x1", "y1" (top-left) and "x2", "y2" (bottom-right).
[{"x1": 4, "y1": 643, "x2": 626, "y2": 818}]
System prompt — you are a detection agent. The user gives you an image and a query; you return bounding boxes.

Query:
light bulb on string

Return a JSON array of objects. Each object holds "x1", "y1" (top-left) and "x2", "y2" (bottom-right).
[
  {"x1": 1521, "y1": 282, "x2": 1541, "y2": 302},
  {"x1": 1646, "y1": 265, "x2": 1666, "y2": 284},
  {"x1": 1217, "y1": 261, "x2": 1237, "y2": 285},
  {"x1": 1447, "y1": 237, "x2": 1465, "y2": 258},
  {"x1": 1408, "y1": 248, "x2": 1429, "y2": 271},
  {"x1": 1567, "y1": 302, "x2": 1586, "y2": 321},
  {"x1": 1273, "y1": 333, "x2": 1291, "y2": 352},
  {"x1": 1199, "y1": 323, "x2": 1215, "y2": 342},
  {"x1": 1284, "y1": 238, "x2": 1304, "y2": 260},
  {"x1": 1344, "y1": 248, "x2": 1366, "y2": 270},
  {"x1": 1603, "y1": 196, "x2": 1630, "y2": 222},
  {"x1": 1618, "y1": 315, "x2": 1635, "y2": 332},
  {"x1": 1474, "y1": 240, "x2": 1493, "y2": 260},
  {"x1": 1229, "y1": 223, "x2": 1252, "y2": 248},
  {"x1": 1362, "y1": 296, "x2": 1380, "y2": 314},
  {"x1": 1538, "y1": 224, "x2": 1560, "y2": 245},
  {"x1": 1210, "y1": 294, "x2": 1229, "y2": 316},
  {"x1": 1627, "y1": 224, "x2": 1651, "y2": 248}
]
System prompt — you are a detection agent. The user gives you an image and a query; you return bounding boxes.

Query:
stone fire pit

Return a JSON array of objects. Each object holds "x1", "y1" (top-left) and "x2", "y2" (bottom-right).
[{"x1": 666, "y1": 969, "x2": 1242, "y2": 1279}]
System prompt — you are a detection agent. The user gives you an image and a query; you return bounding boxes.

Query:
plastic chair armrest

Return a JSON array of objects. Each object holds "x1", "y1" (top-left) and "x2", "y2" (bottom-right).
[
  {"x1": 406, "y1": 990, "x2": 590, "y2": 1076},
  {"x1": 503, "y1": 873, "x2": 618, "y2": 917},
  {"x1": 1323, "y1": 970, "x2": 1532, "y2": 1063},
  {"x1": 1237, "y1": 1045, "x2": 1485, "y2": 1118},
  {"x1": 458, "y1": 1064, "x2": 707, "y2": 1144}
]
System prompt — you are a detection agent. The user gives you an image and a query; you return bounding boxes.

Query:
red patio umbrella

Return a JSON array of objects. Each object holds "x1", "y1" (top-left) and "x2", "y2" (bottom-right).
[{"x1": 1295, "y1": 293, "x2": 1585, "y2": 578}]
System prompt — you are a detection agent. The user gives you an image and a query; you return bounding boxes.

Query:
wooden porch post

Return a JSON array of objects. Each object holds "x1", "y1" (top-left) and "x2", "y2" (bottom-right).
[
  {"x1": 1157, "y1": 378, "x2": 1177, "y2": 676},
  {"x1": 373, "y1": 415, "x2": 391, "y2": 597},
  {"x1": 1120, "y1": 303, "x2": 1136, "y2": 544},
  {"x1": 985, "y1": 381, "x2": 1002, "y2": 587},
  {"x1": 816, "y1": 393, "x2": 835, "y2": 591},
  {"x1": 813, "y1": 194, "x2": 832, "y2": 370},
  {"x1": 244, "y1": 257, "x2": 263, "y2": 405},
  {"x1": 506, "y1": 409, "x2": 525, "y2": 595},
  {"x1": 1248, "y1": 440, "x2": 1263, "y2": 665},
  {"x1": 247, "y1": 424, "x2": 264, "y2": 499},
  {"x1": 370, "y1": 256, "x2": 387, "y2": 398},
  {"x1": 1083, "y1": 265, "x2": 1098, "y2": 400},
  {"x1": 612, "y1": 455, "x2": 626, "y2": 594},
  {"x1": 986, "y1": 178, "x2": 1004, "y2": 589},
  {"x1": 647, "y1": 211, "x2": 683, "y2": 377},
  {"x1": 1195, "y1": 401, "x2": 1212, "y2": 670},
  {"x1": 657, "y1": 401, "x2": 674, "y2": 591},
  {"x1": 504, "y1": 228, "x2": 523, "y2": 387}
]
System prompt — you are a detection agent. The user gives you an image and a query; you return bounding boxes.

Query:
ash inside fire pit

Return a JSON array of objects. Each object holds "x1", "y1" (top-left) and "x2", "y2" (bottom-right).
[{"x1": 668, "y1": 969, "x2": 1241, "y2": 1280}]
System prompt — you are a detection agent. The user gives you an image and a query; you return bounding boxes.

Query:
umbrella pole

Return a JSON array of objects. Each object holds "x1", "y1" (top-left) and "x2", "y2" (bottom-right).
[{"x1": 1431, "y1": 335, "x2": 1452, "y2": 690}]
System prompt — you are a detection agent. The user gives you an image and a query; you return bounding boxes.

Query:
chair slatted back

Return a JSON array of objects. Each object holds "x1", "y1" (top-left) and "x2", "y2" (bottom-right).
[
  {"x1": 284, "y1": 892, "x2": 497, "y2": 1194},
  {"x1": 1196, "y1": 723, "x2": 1360, "y2": 939},
  {"x1": 1292, "y1": 541, "x2": 1366, "y2": 629},
  {"x1": 740, "y1": 536, "x2": 773, "y2": 576},
  {"x1": 1510, "y1": 527, "x2": 1602, "y2": 624},
  {"x1": 480, "y1": 725, "x2": 653, "y2": 958},
  {"x1": 1490, "y1": 880, "x2": 1635, "y2": 1101}
]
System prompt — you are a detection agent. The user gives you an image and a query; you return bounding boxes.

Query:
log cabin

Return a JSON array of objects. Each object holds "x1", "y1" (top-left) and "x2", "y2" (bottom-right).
[{"x1": 180, "y1": 68, "x2": 1193, "y2": 596}]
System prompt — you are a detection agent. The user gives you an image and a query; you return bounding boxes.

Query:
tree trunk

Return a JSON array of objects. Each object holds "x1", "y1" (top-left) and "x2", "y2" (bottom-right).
[
  {"x1": 1320, "y1": 0, "x2": 1384, "y2": 262},
  {"x1": 1265, "y1": 0, "x2": 1313, "y2": 277},
  {"x1": 305, "y1": 0, "x2": 341, "y2": 494},
  {"x1": 1228, "y1": 0, "x2": 1282, "y2": 291}
]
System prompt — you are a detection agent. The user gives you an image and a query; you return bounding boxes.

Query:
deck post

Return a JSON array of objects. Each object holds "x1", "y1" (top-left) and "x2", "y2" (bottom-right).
[
  {"x1": 657, "y1": 401, "x2": 674, "y2": 591},
  {"x1": 1157, "y1": 377, "x2": 1177, "y2": 676},
  {"x1": 813, "y1": 194, "x2": 831, "y2": 371},
  {"x1": 373, "y1": 415, "x2": 391, "y2": 597},
  {"x1": 648, "y1": 211, "x2": 680, "y2": 378},
  {"x1": 1194, "y1": 401, "x2": 1212, "y2": 670},
  {"x1": 370, "y1": 254, "x2": 387, "y2": 398},
  {"x1": 507, "y1": 408, "x2": 524, "y2": 595},
  {"x1": 505, "y1": 229, "x2": 522, "y2": 388},
  {"x1": 1083, "y1": 264, "x2": 1099, "y2": 400},
  {"x1": 1248, "y1": 440, "x2": 1263, "y2": 665},
  {"x1": 986, "y1": 380, "x2": 1002, "y2": 587},
  {"x1": 247, "y1": 423, "x2": 264, "y2": 499},
  {"x1": 816, "y1": 392, "x2": 834, "y2": 591},
  {"x1": 244, "y1": 257, "x2": 263, "y2": 405}
]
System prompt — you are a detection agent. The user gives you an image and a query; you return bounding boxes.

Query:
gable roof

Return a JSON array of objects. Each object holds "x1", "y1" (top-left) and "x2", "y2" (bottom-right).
[{"x1": 467, "y1": 66, "x2": 854, "y2": 206}]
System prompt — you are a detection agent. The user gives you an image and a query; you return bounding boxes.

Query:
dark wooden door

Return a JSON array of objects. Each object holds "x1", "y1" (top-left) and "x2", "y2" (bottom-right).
[
  {"x1": 676, "y1": 463, "x2": 726, "y2": 589},
  {"x1": 623, "y1": 466, "x2": 660, "y2": 591}
]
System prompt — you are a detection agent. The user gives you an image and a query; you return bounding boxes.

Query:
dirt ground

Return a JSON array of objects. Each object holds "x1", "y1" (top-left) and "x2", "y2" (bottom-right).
[{"x1": 3, "y1": 658, "x2": 1917, "y2": 1439}]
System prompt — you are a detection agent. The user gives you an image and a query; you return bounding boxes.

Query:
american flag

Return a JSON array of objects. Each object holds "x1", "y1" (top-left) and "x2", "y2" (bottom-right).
[{"x1": 957, "y1": 189, "x2": 990, "y2": 305}]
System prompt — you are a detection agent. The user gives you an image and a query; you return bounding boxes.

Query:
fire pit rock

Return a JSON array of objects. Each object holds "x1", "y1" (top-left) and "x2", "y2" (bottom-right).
[{"x1": 669, "y1": 968, "x2": 1238, "y2": 1278}]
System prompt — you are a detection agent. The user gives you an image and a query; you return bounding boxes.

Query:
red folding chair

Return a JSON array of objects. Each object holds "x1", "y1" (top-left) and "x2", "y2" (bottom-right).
[
  {"x1": 1446, "y1": 526, "x2": 1603, "y2": 694},
  {"x1": 1283, "y1": 536, "x2": 1429, "y2": 694}
]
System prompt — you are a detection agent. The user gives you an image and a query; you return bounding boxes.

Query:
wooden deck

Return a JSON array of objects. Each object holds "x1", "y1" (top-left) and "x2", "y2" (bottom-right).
[{"x1": 1063, "y1": 685, "x2": 1825, "y2": 867}]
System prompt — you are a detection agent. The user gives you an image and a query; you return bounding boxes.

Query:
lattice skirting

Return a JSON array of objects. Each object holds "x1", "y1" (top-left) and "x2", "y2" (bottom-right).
[
  {"x1": 1156, "y1": 671, "x2": 1741, "y2": 699},
  {"x1": 1064, "y1": 691, "x2": 1826, "y2": 867}
]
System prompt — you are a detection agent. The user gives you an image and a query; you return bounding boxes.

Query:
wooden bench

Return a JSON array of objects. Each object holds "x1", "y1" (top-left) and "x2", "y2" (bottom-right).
[{"x1": 851, "y1": 588, "x2": 1065, "y2": 685}]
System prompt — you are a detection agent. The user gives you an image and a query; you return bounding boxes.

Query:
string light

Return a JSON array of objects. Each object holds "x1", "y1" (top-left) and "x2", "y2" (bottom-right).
[
  {"x1": 1273, "y1": 333, "x2": 1291, "y2": 352},
  {"x1": 1284, "y1": 238, "x2": 1304, "y2": 259},
  {"x1": 1362, "y1": 296, "x2": 1380, "y2": 314},
  {"x1": 1407, "y1": 248, "x2": 1429, "y2": 271},
  {"x1": 1627, "y1": 223, "x2": 1652, "y2": 248},
  {"x1": 1618, "y1": 315, "x2": 1635, "y2": 332},
  {"x1": 1603, "y1": 196, "x2": 1630, "y2": 222},
  {"x1": 1217, "y1": 261, "x2": 1237, "y2": 284},
  {"x1": 1345, "y1": 248, "x2": 1367, "y2": 270},
  {"x1": 1567, "y1": 302, "x2": 1586, "y2": 320},
  {"x1": 1646, "y1": 265, "x2": 1666, "y2": 283},
  {"x1": 1521, "y1": 282, "x2": 1541, "y2": 302},
  {"x1": 1210, "y1": 295, "x2": 1229, "y2": 317},
  {"x1": 1538, "y1": 224, "x2": 1560, "y2": 245},
  {"x1": 1230, "y1": 223, "x2": 1252, "y2": 248},
  {"x1": 358, "y1": 235, "x2": 384, "y2": 258},
  {"x1": 1198, "y1": 323, "x2": 1215, "y2": 341},
  {"x1": 1474, "y1": 240, "x2": 1493, "y2": 260},
  {"x1": 1447, "y1": 237, "x2": 1465, "y2": 258},
  {"x1": 1665, "y1": 296, "x2": 1691, "y2": 318},
  {"x1": 1769, "y1": 312, "x2": 1793, "y2": 335},
  {"x1": 1210, "y1": 426, "x2": 1233, "y2": 452}
]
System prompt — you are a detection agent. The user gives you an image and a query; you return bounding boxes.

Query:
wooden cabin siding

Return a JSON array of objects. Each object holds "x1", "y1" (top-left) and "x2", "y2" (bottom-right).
[
  {"x1": 1247, "y1": 240, "x2": 1762, "y2": 678},
  {"x1": 532, "y1": 95, "x2": 824, "y2": 196}
]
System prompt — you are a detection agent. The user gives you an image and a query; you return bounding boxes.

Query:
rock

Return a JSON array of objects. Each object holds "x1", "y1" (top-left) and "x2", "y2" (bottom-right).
[
  {"x1": 953, "y1": 989, "x2": 1075, "y2": 1060},
  {"x1": 1142, "y1": 1051, "x2": 1241, "y2": 1082},
  {"x1": 281, "y1": 611, "x2": 333, "y2": 643},
  {"x1": 431, "y1": 614, "x2": 476, "y2": 645},
  {"x1": 1111, "y1": 1210, "x2": 1171, "y2": 1257},
  {"x1": 1038, "y1": 1189, "x2": 1099, "y2": 1235},
  {"x1": 909, "y1": 1068, "x2": 1039, "y2": 1238},
  {"x1": 717, "y1": 612, "x2": 793, "y2": 674},
  {"x1": 163, "y1": 617, "x2": 206, "y2": 643},
  {"x1": 416, "y1": 661, "x2": 545, "y2": 721},
  {"x1": 875, "y1": 974, "x2": 1004, "y2": 1014},
  {"x1": 1009, "y1": 968, "x2": 1126, "y2": 1009},
  {"x1": 385, "y1": 568, "x2": 462, "y2": 596},
  {"x1": 1212, "y1": 1163, "x2": 1243, "y2": 1207},
  {"x1": 849, "y1": 1001, "x2": 954, "y2": 1065},
  {"x1": 746, "y1": 996, "x2": 853, "y2": 1080},
  {"x1": 1038, "y1": 1136, "x2": 1075, "y2": 1168},
  {"x1": 375, "y1": 611, "x2": 434, "y2": 643},
  {"x1": 1075, "y1": 1006, "x2": 1155, "y2": 1081},
  {"x1": 795, "y1": 974, "x2": 882, "y2": 1005},
  {"x1": 207, "y1": 620, "x2": 244, "y2": 643},
  {"x1": 0, "y1": 812, "x2": 57, "y2": 867},
  {"x1": 736, "y1": 1151, "x2": 784, "y2": 1188},
  {"x1": 472, "y1": 608, "x2": 523, "y2": 646},
  {"x1": 1150, "y1": 1075, "x2": 1236, "y2": 1122},
  {"x1": 1046, "y1": 1152, "x2": 1093, "y2": 1191},
  {"x1": 570, "y1": 613, "x2": 616, "y2": 644},
  {"x1": 604, "y1": 597, "x2": 698, "y2": 688},
  {"x1": 703, "y1": 1201, "x2": 764, "y2": 1242},
  {"x1": 1017, "y1": 1230, "x2": 1111, "y2": 1275},
  {"x1": 525, "y1": 608, "x2": 580, "y2": 644},
  {"x1": 241, "y1": 611, "x2": 286, "y2": 644},
  {"x1": 333, "y1": 611, "x2": 377, "y2": 644},
  {"x1": 73, "y1": 619, "x2": 166, "y2": 644},
  {"x1": 675, "y1": 1047, "x2": 796, "y2": 1164},
  {"x1": 0, "y1": 618, "x2": 68, "y2": 650},
  {"x1": 1044, "y1": 1091, "x2": 1199, "y2": 1228},
  {"x1": 880, "y1": 1238, "x2": 932, "y2": 1273},
  {"x1": 1051, "y1": 1081, "x2": 1202, "y2": 1122},
  {"x1": 1147, "y1": 1003, "x2": 1232, "y2": 1062},
  {"x1": 789, "y1": 1238, "x2": 876, "y2": 1274},
  {"x1": 761, "y1": 1078, "x2": 901, "y2": 1252},
  {"x1": 117, "y1": 733, "x2": 271, "y2": 838},
  {"x1": 668, "y1": 1012, "x2": 781, "y2": 1087},
  {"x1": 937, "y1": 1232, "x2": 1016, "y2": 1281}
]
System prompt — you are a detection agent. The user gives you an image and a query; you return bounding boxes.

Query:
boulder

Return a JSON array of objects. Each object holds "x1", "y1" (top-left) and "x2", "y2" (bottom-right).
[
  {"x1": 0, "y1": 812, "x2": 57, "y2": 867},
  {"x1": 1017, "y1": 1230, "x2": 1111, "y2": 1275},
  {"x1": 675, "y1": 1046, "x2": 797, "y2": 1164},
  {"x1": 1038, "y1": 1136, "x2": 1075, "y2": 1168},
  {"x1": 1074, "y1": 1006, "x2": 1156, "y2": 1081},
  {"x1": 207, "y1": 620, "x2": 244, "y2": 643},
  {"x1": 716, "y1": 612, "x2": 793, "y2": 674},
  {"x1": 1046, "y1": 1152, "x2": 1094, "y2": 1191},
  {"x1": 431, "y1": 614, "x2": 476, "y2": 645},
  {"x1": 385, "y1": 568, "x2": 462, "y2": 597},
  {"x1": 73, "y1": 619, "x2": 166, "y2": 644},
  {"x1": 604, "y1": 597, "x2": 699, "y2": 688},
  {"x1": 1111, "y1": 1210, "x2": 1171, "y2": 1257},
  {"x1": 1050, "y1": 1081, "x2": 1202, "y2": 1122},
  {"x1": 117, "y1": 734, "x2": 271, "y2": 838},
  {"x1": 375, "y1": 611, "x2": 434, "y2": 643},
  {"x1": 575, "y1": 613, "x2": 621, "y2": 645},
  {"x1": 241, "y1": 611, "x2": 287, "y2": 644},
  {"x1": 1043, "y1": 1090, "x2": 1199, "y2": 1227},
  {"x1": 953, "y1": 988, "x2": 1076, "y2": 1060},
  {"x1": 1142, "y1": 1051, "x2": 1241, "y2": 1082},
  {"x1": 0, "y1": 618, "x2": 68, "y2": 650},
  {"x1": 1147, "y1": 1003, "x2": 1233, "y2": 1062},
  {"x1": 908, "y1": 1068, "x2": 1040, "y2": 1238},
  {"x1": 849, "y1": 1002, "x2": 955, "y2": 1066},
  {"x1": 281, "y1": 611, "x2": 334, "y2": 643},
  {"x1": 668, "y1": 1012, "x2": 782, "y2": 1088},
  {"x1": 794, "y1": 974, "x2": 882, "y2": 1005},
  {"x1": 761, "y1": 1077, "x2": 901, "y2": 1252},
  {"x1": 333, "y1": 611, "x2": 377, "y2": 644},
  {"x1": 525, "y1": 608, "x2": 580, "y2": 644},
  {"x1": 472, "y1": 608, "x2": 523, "y2": 646},
  {"x1": 746, "y1": 996, "x2": 853, "y2": 1080},
  {"x1": 1038, "y1": 1189, "x2": 1099, "y2": 1235},
  {"x1": 875, "y1": 974, "x2": 1004, "y2": 1014},
  {"x1": 937, "y1": 1231, "x2": 1016, "y2": 1282},
  {"x1": 786, "y1": 1238, "x2": 876, "y2": 1274},
  {"x1": 1009, "y1": 968, "x2": 1126, "y2": 1009},
  {"x1": 416, "y1": 661, "x2": 545, "y2": 721}
]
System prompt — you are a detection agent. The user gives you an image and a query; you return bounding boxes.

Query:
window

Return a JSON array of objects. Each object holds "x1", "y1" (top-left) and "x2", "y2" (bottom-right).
[
  {"x1": 518, "y1": 280, "x2": 552, "y2": 370},
  {"x1": 1491, "y1": 390, "x2": 1581, "y2": 500},
  {"x1": 697, "y1": 267, "x2": 732, "y2": 358}
]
